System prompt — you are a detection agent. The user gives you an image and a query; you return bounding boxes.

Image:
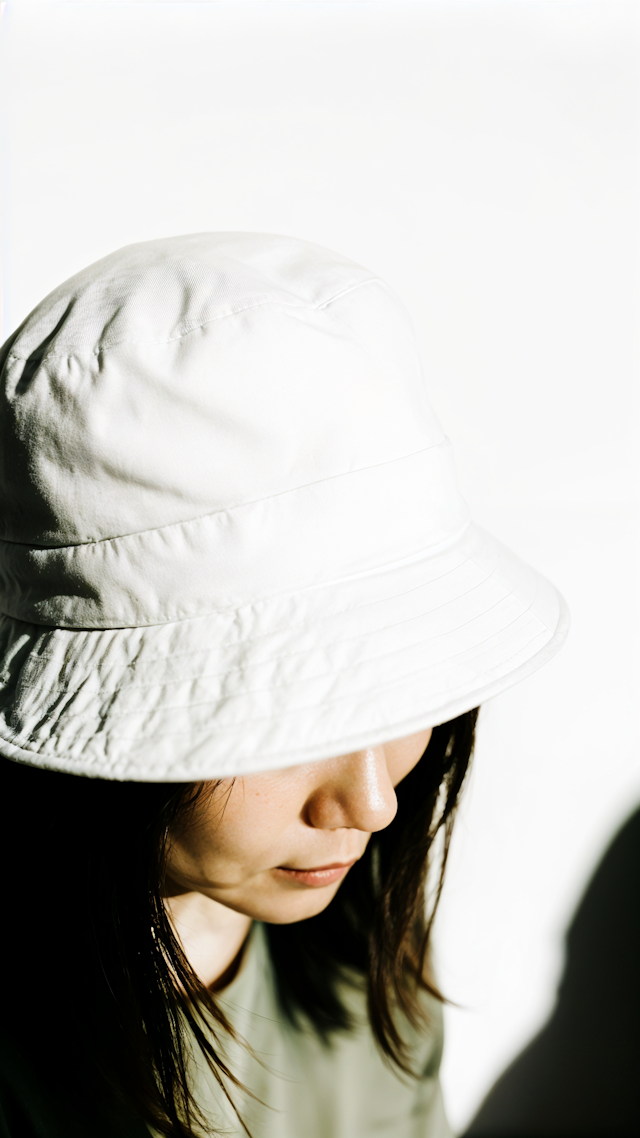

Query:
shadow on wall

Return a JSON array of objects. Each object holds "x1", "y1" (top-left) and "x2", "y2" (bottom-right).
[{"x1": 463, "y1": 803, "x2": 640, "y2": 1137}]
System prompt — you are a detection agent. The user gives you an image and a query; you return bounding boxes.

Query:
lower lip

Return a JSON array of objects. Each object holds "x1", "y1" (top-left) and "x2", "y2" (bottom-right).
[{"x1": 273, "y1": 861, "x2": 356, "y2": 888}]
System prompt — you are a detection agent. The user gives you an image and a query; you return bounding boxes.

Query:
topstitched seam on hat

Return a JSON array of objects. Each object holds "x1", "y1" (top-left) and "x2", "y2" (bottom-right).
[
  {"x1": 9, "y1": 620, "x2": 545, "y2": 757},
  {"x1": 0, "y1": 612, "x2": 554, "y2": 760},
  {"x1": 37, "y1": 611, "x2": 549, "y2": 749},
  {"x1": 117, "y1": 614, "x2": 546, "y2": 737},
  {"x1": 0, "y1": 440, "x2": 450, "y2": 552},
  {"x1": 0, "y1": 595, "x2": 569, "y2": 766},
  {"x1": 0, "y1": 534, "x2": 487, "y2": 668},
  {"x1": 314, "y1": 276, "x2": 381, "y2": 311},
  {"x1": 6, "y1": 277, "x2": 381, "y2": 364},
  {"x1": 13, "y1": 547, "x2": 489, "y2": 668},
  {"x1": 21, "y1": 575, "x2": 506, "y2": 704},
  {"x1": 9, "y1": 583, "x2": 501, "y2": 712},
  {"x1": 20, "y1": 584, "x2": 534, "y2": 722},
  {"x1": 6, "y1": 595, "x2": 537, "y2": 752},
  {"x1": 0, "y1": 621, "x2": 548, "y2": 765},
  {"x1": 94, "y1": 596, "x2": 570, "y2": 754},
  {"x1": 234, "y1": 640, "x2": 551, "y2": 758}
]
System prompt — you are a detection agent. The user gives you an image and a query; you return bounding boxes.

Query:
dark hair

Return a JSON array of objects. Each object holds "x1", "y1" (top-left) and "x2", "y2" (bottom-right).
[{"x1": 0, "y1": 709, "x2": 477, "y2": 1137}]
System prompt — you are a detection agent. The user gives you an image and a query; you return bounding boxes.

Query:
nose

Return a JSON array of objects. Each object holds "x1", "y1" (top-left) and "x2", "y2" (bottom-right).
[{"x1": 304, "y1": 746, "x2": 398, "y2": 833}]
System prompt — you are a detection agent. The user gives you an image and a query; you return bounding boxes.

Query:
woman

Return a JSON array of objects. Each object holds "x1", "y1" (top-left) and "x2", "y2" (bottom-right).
[{"x1": 0, "y1": 233, "x2": 568, "y2": 1138}]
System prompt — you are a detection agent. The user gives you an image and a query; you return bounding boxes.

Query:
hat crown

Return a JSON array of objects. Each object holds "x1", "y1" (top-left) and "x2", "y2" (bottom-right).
[
  {"x1": 0, "y1": 232, "x2": 442, "y2": 549},
  {"x1": 0, "y1": 233, "x2": 468, "y2": 629}
]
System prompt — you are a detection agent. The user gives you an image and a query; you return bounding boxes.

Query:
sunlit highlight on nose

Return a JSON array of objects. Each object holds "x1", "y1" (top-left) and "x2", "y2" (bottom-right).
[{"x1": 362, "y1": 748, "x2": 387, "y2": 813}]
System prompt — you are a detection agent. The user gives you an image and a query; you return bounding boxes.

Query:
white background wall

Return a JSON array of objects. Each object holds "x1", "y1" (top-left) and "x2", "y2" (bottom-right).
[{"x1": 2, "y1": 1, "x2": 639, "y2": 1131}]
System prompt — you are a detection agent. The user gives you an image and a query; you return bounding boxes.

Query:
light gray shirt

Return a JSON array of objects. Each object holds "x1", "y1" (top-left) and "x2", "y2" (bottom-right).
[{"x1": 151, "y1": 921, "x2": 453, "y2": 1138}]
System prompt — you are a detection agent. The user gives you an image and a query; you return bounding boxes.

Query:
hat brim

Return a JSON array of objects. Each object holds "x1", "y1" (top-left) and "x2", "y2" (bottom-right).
[{"x1": 0, "y1": 523, "x2": 568, "y2": 781}]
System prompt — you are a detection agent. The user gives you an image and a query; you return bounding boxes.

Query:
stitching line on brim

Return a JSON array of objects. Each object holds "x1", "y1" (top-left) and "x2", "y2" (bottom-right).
[
  {"x1": 7, "y1": 541, "x2": 494, "y2": 669},
  {"x1": 43, "y1": 612, "x2": 553, "y2": 754},
  {"x1": 16, "y1": 585, "x2": 544, "y2": 731},
  {"x1": 32, "y1": 571, "x2": 517, "y2": 700},
  {"x1": 0, "y1": 604, "x2": 566, "y2": 764}
]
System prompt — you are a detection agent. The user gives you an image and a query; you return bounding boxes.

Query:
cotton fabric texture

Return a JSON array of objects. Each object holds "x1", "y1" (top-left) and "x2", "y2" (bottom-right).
[
  {"x1": 0, "y1": 232, "x2": 569, "y2": 780},
  {"x1": 149, "y1": 921, "x2": 452, "y2": 1138}
]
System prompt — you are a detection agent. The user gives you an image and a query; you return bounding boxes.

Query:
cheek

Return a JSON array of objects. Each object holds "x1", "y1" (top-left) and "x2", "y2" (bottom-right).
[
  {"x1": 388, "y1": 728, "x2": 432, "y2": 786},
  {"x1": 169, "y1": 785, "x2": 297, "y2": 886}
]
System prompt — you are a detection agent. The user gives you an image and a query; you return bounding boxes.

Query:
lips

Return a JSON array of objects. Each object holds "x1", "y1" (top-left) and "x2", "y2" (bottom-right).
[
  {"x1": 280, "y1": 861, "x2": 354, "y2": 872},
  {"x1": 273, "y1": 858, "x2": 358, "y2": 888}
]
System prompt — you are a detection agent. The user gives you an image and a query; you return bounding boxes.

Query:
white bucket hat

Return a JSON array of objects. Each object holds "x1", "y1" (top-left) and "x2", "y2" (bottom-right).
[{"x1": 0, "y1": 233, "x2": 569, "y2": 781}]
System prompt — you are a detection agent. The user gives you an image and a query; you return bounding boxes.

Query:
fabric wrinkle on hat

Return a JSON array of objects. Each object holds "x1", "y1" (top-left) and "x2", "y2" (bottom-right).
[{"x1": 0, "y1": 232, "x2": 569, "y2": 780}]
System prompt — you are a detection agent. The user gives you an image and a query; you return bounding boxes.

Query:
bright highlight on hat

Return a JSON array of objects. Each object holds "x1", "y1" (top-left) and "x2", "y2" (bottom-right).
[{"x1": 0, "y1": 233, "x2": 569, "y2": 780}]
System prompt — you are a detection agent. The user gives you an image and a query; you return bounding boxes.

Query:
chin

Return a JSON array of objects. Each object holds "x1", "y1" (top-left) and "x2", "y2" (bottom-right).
[{"x1": 253, "y1": 885, "x2": 341, "y2": 925}]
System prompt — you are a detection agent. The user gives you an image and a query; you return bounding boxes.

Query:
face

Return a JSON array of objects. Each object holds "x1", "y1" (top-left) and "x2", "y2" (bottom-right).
[{"x1": 166, "y1": 728, "x2": 432, "y2": 925}]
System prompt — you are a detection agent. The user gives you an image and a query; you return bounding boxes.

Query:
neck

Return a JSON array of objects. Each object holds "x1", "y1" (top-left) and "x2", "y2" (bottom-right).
[{"x1": 164, "y1": 881, "x2": 253, "y2": 990}]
